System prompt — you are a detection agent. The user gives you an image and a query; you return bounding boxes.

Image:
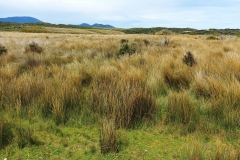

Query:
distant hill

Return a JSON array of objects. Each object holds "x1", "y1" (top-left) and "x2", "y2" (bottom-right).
[
  {"x1": 78, "y1": 23, "x2": 115, "y2": 28},
  {"x1": 0, "y1": 16, "x2": 42, "y2": 24}
]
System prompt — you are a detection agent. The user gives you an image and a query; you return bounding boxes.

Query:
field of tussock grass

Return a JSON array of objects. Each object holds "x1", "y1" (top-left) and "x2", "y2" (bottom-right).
[{"x1": 0, "y1": 31, "x2": 240, "y2": 159}]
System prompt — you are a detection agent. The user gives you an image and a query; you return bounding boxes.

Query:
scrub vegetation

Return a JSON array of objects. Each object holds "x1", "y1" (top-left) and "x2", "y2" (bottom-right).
[{"x1": 0, "y1": 31, "x2": 240, "y2": 159}]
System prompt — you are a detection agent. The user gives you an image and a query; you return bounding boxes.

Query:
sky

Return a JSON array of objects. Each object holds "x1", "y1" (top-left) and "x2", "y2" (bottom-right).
[{"x1": 1, "y1": 0, "x2": 240, "y2": 29}]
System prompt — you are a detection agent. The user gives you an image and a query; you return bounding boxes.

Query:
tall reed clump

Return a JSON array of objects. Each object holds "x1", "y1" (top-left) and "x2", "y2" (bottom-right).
[
  {"x1": 100, "y1": 118, "x2": 119, "y2": 154},
  {"x1": 165, "y1": 92, "x2": 199, "y2": 133}
]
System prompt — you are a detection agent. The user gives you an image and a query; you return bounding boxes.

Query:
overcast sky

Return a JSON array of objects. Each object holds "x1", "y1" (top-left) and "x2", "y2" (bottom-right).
[{"x1": 1, "y1": 0, "x2": 240, "y2": 29}]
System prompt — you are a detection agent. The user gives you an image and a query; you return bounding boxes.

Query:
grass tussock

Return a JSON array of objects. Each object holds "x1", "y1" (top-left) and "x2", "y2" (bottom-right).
[
  {"x1": 130, "y1": 94, "x2": 156, "y2": 127},
  {"x1": 90, "y1": 64, "x2": 156, "y2": 128},
  {"x1": 165, "y1": 92, "x2": 198, "y2": 133},
  {"x1": 162, "y1": 57, "x2": 194, "y2": 90}
]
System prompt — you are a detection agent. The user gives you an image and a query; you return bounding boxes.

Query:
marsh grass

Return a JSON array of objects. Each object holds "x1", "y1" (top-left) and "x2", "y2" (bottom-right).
[{"x1": 0, "y1": 32, "x2": 240, "y2": 158}]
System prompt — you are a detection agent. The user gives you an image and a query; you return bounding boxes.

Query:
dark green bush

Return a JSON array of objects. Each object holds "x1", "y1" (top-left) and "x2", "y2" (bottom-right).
[
  {"x1": 25, "y1": 42, "x2": 43, "y2": 53},
  {"x1": 183, "y1": 51, "x2": 196, "y2": 67},
  {"x1": 117, "y1": 43, "x2": 138, "y2": 57},
  {"x1": 120, "y1": 39, "x2": 128, "y2": 44},
  {"x1": 207, "y1": 36, "x2": 219, "y2": 40},
  {"x1": 143, "y1": 39, "x2": 150, "y2": 46},
  {"x1": 0, "y1": 44, "x2": 7, "y2": 55}
]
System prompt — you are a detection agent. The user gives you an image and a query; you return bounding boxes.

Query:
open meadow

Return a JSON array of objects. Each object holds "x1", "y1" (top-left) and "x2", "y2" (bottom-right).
[{"x1": 0, "y1": 31, "x2": 240, "y2": 159}]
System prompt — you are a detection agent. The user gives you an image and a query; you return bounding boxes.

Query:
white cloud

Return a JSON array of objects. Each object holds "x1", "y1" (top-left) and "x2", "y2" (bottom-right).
[{"x1": 1, "y1": 0, "x2": 240, "y2": 29}]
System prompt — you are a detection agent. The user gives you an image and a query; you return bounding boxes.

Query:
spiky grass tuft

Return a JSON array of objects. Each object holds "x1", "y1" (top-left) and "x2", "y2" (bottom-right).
[{"x1": 100, "y1": 118, "x2": 119, "y2": 154}]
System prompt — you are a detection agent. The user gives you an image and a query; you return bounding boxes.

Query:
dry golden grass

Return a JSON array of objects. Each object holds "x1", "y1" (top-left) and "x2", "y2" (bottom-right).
[
  {"x1": 0, "y1": 31, "x2": 240, "y2": 156},
  {"x1": 0, "y1": 32, "x2": 240, "y2": 121}
]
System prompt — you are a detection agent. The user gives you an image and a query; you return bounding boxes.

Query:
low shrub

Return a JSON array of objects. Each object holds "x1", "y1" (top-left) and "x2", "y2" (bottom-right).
[
  {"x1": 117, "y1": 43, "x2": 135, "y2": 56},
  {"x1": 143, "y1": 39, "x2": 150, "y2": 46},
  {"x1": 21, "y1": 26, "x2": 48, "y2": 33},
  {"x1": 81, "y1": 71, "x2": 93, "y2": 87},
  {"x1": 236, "y1": 32, "x2": 240, "y2": 37},
  {"x1": 116, "y1": 42, "x2": 140, "y2": 57},
  {"x1": 183, "y1": 51, "x2": 196, "y2": 67},
  {"x1": 120, "y1": 39, "x2": 128, "y2": 44},
  {"x1": 156, "y1": 29, "x2": 174, "y2": 35},
  {"x1": 0, "y1": 44, "x2": 7, "y2": 55},
  {"x1": 207, "y1": 36, "x2": 219, "y2": 40},
  {"x1": 25, "y1": 42, "x2": 43, "y2": 53}
]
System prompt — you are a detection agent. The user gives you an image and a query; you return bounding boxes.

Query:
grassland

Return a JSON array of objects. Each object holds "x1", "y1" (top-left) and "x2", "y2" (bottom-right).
[{"x1": 0, "y1": 30, "x2": 240, "y2": 159}]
